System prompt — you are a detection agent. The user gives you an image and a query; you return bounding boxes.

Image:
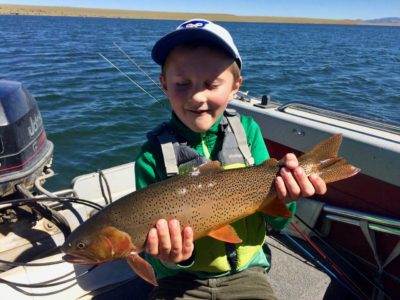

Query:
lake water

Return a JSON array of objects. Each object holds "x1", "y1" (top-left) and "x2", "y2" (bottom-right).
[{"x1": 0, "y1": 15, "x2": 399, "y2": 189}]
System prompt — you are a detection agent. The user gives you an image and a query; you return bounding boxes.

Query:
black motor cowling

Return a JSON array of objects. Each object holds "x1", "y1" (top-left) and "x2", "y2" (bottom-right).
[{"x1": 0, "y1": 80, "x2": 53, "y2": 197}]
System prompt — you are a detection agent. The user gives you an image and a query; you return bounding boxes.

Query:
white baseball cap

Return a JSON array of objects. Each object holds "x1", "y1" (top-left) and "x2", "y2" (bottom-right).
[{"x1": 152, "y1": 19, "x2": 242, "y2": 69}]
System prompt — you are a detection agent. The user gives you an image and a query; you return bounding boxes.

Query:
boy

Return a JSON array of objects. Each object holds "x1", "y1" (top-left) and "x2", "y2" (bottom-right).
[{"x1": 135, "y1": 19, "x2": 326, "y2": 299}]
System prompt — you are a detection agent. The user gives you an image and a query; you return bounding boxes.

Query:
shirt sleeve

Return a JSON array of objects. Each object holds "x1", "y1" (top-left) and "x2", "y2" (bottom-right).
[{"x1": 135, "y1": 142, "x2": 164, "y2": 190}]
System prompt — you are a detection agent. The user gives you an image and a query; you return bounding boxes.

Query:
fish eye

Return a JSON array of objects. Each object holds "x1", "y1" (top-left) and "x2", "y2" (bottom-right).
[{"x1": 76, "y1": 241, "x2": 86, "y2": 250}]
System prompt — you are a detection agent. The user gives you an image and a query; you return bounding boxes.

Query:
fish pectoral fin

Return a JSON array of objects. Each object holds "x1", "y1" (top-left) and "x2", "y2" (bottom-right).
[
  {"x1": 208, "y1": 225, "x2": 242, "y2": 243},
  {"x1": 258, "y1": 197, "x2": 292, "y2": 218},
  {"x1": 127, "y1": 253, "x2": 158, "y2": 286}
]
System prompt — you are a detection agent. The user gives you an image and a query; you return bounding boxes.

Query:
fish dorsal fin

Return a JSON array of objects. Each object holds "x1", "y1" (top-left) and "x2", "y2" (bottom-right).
[
  {"x1": 127, "y1": 253, "x2": 158, "y2": 286},
  {"x1": 208, "y1": 224, "x2": 242, "y2": 243},
  {"x1": 190, "y1": 161, "x2": 223, "y2": 176},
  {"x1": 258, "y1": 197, "x2": 292, "y2": 218}
]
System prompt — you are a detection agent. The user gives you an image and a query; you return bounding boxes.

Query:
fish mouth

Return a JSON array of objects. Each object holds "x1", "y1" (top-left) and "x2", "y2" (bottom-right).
[{"x1": 62, "y1": 253, "x2": 100, "y2": 265}]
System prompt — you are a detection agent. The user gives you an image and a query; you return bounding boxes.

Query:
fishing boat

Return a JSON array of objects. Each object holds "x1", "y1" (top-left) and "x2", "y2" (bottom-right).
[{"x1": 0, "y1": 80, "x2": 399, "y2": 300}]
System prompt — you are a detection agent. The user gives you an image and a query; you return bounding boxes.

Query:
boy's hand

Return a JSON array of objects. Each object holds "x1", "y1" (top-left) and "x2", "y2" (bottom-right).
[
  {"x1": 146, "y1": 219, "x2": 194, "y2": 265},
  {"x1": 275, "y1": 153, "x2": 327, "y2": 201}
]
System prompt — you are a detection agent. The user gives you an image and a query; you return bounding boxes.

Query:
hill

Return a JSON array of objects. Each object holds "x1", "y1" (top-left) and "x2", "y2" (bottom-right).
[
  {"x1": 365, "y1": 17, "x2": 400, "y2": 24},
  {"x1": 0, "y1": 4, "x2": 359, "y2": 25}
]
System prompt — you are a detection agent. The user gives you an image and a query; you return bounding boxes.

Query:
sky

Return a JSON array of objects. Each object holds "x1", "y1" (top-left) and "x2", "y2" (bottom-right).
[{"x1": 1, "y1": 0, "x2": 399, "y2": 20}]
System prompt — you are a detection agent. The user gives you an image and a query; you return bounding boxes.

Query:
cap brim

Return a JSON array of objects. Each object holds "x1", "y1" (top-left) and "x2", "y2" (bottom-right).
[{"x1": 152, "y1": 29, "x2": 241, "y2": 68}]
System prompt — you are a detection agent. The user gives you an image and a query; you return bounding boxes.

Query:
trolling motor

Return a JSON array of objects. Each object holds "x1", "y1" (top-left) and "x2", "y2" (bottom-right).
[
  {"x1": 0, "y1": 80, "x2": 62, "y2": 271},
  {"x1": 0, "y1": 80, "x2": 53, "y2": 198}
]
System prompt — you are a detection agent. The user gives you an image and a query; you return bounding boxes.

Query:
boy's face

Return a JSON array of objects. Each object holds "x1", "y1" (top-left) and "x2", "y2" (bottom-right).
[{"x1": 160, "y1": 46, "x2": 242, "y2": 132}]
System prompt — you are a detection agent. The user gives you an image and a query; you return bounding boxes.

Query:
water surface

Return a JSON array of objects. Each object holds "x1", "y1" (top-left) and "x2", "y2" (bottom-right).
[{"x1": 0, "y1": 16, "x2": 399, "y2": 188}]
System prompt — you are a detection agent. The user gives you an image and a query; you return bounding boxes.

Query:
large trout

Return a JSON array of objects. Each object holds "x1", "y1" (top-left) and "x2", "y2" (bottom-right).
[{"x1": 62, "y1": 134, "x2": 360, "y2": 285}]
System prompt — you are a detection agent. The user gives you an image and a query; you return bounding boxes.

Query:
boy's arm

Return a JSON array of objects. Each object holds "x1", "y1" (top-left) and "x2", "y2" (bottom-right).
[
  {"x1": 242, "y1": 116, "x2": 294, "y2": 229},
  {"x1": 242, "y1": 116, "x2": 326, "y2": 230},
  {"x1": 135, "y1": 143, "x2": 161, "y2": 189}
]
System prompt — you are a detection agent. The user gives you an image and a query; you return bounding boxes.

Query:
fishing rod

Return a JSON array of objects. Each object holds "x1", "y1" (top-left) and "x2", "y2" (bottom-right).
[
  {"x1": 295, "y1": 214, "x2": 395, "y2": 300},
  {"x1": 113, "y1": 42, "x2": 166, "y2": 96},
  {"x1": 290, "y1": 221, "x2": 369, "y2": 299},
  {"x1": 98, "y1": 53, "x2": 163, "y2": 104},
  {"x1": 280, "y1": 231, "x2": 363, "y2": 300}
]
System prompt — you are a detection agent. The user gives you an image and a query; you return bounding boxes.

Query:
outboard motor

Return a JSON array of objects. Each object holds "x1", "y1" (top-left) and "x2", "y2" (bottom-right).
[{"x1": 0, "y1": 80, "x2": 53, "y2": 197}]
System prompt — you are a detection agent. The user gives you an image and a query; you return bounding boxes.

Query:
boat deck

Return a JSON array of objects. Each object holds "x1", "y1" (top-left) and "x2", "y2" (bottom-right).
[{"x1": 268, "y1": 235, "x2": 331, "y2": 299}]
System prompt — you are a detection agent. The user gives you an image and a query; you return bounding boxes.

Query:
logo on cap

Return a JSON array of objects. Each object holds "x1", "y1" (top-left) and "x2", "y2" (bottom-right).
[{"x1": 180, "y1": 20, "x2": 209, "y2": 29}]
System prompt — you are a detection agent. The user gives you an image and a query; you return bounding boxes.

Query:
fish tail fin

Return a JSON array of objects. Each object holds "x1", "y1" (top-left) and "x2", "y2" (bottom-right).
[{"x1": 299, "y1": 134, "x2": 360, "y2": 184}]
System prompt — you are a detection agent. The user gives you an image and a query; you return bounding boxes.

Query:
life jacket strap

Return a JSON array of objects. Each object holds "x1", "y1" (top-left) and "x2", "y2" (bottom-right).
[
  {"x1": 225, "y1": 109, "x2": 255, "y2": 166},
  {"x1": 150, "y1": 110, "x2": 254, "y2": 177},
  {"x1": 225, "y1": 242, "x2": 238, "y2": 271},
  {"x1": 158, "y1": 131, "x2": 180, "y2": 177}
]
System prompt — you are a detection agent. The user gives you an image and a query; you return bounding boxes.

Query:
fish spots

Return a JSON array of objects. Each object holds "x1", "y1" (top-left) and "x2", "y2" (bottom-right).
[{"x1": 91, "y1": 163, "x2": 279, "y2": 247}]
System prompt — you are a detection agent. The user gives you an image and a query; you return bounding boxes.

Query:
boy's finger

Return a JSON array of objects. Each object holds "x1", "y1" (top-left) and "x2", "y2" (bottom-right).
[
  {"x1": 309, "y1": 174, "x2": 327, "y2": 195},
  {"x1": 293, "y1": 167, "x2": 315, "y2": 197},
  {"x1": 275, "y1": 176, "x2": 287, "y2": 200},
  {"x1": 146, "y1": 227, "x2": 159, "y2": 257},
  {"x1": 280, "y1": 153, "x2": 298, "y2": 169},
  {"x1": 181, "y1": 226, "x2": 194, "y2": 260},
  {"x1": 168, "y1": 219, "x2": 183, "y2": 262},
  {"x1": 280, "y1": 167, "x2": 301, "y2": 200},
  {"x1": 156, "y1": 219, "x2": 172, "y2": 259}
]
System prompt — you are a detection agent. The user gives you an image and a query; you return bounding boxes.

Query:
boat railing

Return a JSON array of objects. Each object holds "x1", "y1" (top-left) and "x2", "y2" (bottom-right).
[
  {"x1": 321, "y1": 205, "x2": 400, "y2": 281},
  {"x1": 323, "y1": 205, "x2": 400, "y2": 237},
  {"x1": 277, "y1": 102, "x2": 400, "y2": 136}
]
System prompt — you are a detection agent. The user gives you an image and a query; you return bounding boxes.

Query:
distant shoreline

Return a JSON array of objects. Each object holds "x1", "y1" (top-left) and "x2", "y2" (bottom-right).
[{"x1": 0, "y1": 4, "x2": 393, "y2": 26}]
